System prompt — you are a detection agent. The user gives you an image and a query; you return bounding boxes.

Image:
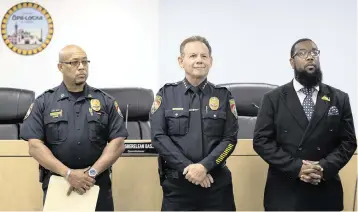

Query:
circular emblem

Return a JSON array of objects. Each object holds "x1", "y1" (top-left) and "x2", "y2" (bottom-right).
[{"x1": 1, "y1": 2, "x2": 54, "y2": 55}]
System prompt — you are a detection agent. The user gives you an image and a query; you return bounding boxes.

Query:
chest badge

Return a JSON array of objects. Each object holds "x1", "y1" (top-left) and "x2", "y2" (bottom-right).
[
  {"x1": 91, "y1": 99, "x2": 101, "y2": 111},
  {"x1": 209, "y1": 97, "x2": 219, "y2": 110}
]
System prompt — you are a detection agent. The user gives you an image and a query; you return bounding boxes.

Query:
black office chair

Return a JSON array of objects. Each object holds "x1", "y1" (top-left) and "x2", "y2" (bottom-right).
[
  {"x1": 218, "y1": 83, "x2": 278, "y2": 139},
  {"x1": 0, "y1": 87, "x2": 35, "y2": 139},
  {"x1": 101, "y1": 87, "x2": 154, "y2": 139}
]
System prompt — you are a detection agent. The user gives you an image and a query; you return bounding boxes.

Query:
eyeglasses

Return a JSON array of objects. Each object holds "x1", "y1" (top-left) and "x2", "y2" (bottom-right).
[
  {"x1": 292, "y1": 49, "x2": 320, "y2": 59},
  {"x1": 60, "y1": 60, "x2": 90, "y2": 67}
]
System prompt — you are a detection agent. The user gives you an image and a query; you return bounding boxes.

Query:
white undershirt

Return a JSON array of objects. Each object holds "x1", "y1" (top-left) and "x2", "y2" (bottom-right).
[{"x1": 292, "y1": 78, "x2": 319, "y2": 105}]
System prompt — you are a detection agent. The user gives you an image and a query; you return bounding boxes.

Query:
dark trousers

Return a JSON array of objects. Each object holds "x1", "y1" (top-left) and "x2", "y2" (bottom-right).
[
  {"x1": 161, "y1": 167, "x2": 236, "y2": 211},
  {"x1": 43, "y1": 171, "x2": 114, "y2": 211}
]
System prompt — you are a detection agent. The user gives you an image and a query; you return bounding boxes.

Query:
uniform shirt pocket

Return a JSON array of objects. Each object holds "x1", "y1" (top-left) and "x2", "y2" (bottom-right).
[
  {"x1": 87, "y1": 112, "x2": 109, "y2": 146},
  {"x1": 165, "y1": 110, "x2": 189, "y2": 136},
  {"x1": 203, "y1": 111, "x2": 227, "y2": 136},
  {"x1": 44, "y1": 115, "x2": 68, "y2": 144}
]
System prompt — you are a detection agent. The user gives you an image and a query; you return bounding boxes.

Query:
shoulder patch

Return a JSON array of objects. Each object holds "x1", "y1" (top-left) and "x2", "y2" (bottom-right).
[
  {"x1": 229, "y1": 99, "x2": 238, "y2": 119},
  {"x1": 93, "y1": 88, "x2": 114, "y2": 99},
  {"x1": 151, "y1": 95, "x2": 162, "y2": 114},
  {"x1": 24, "y1": 103, "x2": 34, "y2": 120},
  {"x1": 114, "y1": 100, "x2": 123, "y2": 117}
]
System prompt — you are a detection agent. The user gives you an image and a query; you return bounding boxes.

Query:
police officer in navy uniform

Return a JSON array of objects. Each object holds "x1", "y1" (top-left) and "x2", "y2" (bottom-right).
[
  {"x1": 20, "y1": 45, "x2": 128, "y2": 211},
  {"x1": 150, "y1": 36, "x2": 239, "y2": 211}
]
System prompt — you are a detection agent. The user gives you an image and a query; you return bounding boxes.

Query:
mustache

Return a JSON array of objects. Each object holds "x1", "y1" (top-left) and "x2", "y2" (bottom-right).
[{"x1": 304, "y1": 63, "x2": 317, "y2": 68}]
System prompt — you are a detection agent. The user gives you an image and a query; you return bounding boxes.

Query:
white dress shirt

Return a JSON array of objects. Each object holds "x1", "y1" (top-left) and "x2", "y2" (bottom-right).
[{"x1": 293, "y1": 78, "x2": 319, "y2": 105}]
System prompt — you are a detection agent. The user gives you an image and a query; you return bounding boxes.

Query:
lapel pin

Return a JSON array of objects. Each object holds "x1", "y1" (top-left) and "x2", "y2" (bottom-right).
[{"x1": 321, "y1": 95, "x2": 330, "y2": 102}]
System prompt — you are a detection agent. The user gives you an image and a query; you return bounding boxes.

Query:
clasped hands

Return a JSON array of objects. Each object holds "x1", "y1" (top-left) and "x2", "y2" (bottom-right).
[
  {"x1": 299, "y1": 160, "x2": 324, "y2": 185},
  {"x1": 66, "y1": 167, "x2": 96, "y2": 195},
  {"x1": 183, "y1": 164, "x2": 213, "y2": 188}
]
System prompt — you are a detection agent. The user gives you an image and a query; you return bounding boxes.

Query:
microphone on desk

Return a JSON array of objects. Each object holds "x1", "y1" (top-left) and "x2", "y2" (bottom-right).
[
  {"x1": 251, "y1": 103, "x2": 260, "y2": 109},
  {"x1": 125, "y1": 104, "x2": 129, "y2": 129}
]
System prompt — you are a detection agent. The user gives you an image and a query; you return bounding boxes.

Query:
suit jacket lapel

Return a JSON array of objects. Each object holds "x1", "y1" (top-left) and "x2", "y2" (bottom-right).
[
  {"x1": 281, "y1": 81, "x2": 309, "y2": 130},
  {"x1": 299, "y1": 83, "x2": 331, "y2": 146}
]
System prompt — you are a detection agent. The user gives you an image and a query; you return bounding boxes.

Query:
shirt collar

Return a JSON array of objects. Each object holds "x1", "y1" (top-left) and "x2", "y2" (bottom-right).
[
  {"x1": 57, "y1": 82, "x2": 95, "y2": 101},
  {"x1": 183, "y1": 78, "x2": 209, "y2": 94},
  {"x1": 293, "y1": 78, "x2": 320, "y2": 92}
]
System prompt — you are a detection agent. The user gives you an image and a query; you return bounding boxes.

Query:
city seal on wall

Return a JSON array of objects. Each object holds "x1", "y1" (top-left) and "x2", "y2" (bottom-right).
[{"x1": 1, "y1": 2, "x2": 54, "y2": 55}]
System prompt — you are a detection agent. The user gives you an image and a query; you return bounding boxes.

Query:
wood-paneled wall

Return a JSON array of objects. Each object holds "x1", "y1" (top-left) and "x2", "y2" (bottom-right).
[{"x1": 0, "y1": 140, "x2": 356, "y2": 211}]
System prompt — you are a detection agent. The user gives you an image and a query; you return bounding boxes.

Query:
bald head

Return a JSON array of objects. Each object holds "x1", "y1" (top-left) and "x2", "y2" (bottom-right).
[
  {"x1": 58, "y1": 45, "x2": 89, "y2": 88},
  {"x1": 59, "y1": 45, "x2": 87, "y2": 62}
]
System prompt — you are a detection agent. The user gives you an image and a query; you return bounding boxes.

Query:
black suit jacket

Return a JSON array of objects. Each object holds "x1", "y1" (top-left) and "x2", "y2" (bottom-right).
[{"x1": 253, "y1": 81, "x2": 356, "y2": 211}]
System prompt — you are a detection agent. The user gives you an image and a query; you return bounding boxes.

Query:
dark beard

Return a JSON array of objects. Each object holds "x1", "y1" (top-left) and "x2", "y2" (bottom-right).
[{"x1": 294, "y1": 67, "x2": 322, "y2": 88}]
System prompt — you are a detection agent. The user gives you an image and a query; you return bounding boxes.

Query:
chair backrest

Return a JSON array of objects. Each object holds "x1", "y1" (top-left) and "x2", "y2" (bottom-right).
[
  {"x1": 218, "y1": 83, "x2": 278, "y2": 139},
  {"x1": 0, "y1": 88, "x2": 35, "y2": 139},
  {"x1": 101, "y1": 88, "x2": 154, "y2": 139}
]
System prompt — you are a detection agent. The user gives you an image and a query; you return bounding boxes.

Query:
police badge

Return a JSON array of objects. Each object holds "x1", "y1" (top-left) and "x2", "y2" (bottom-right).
[
  {"x1": 90, "y1": 99, "x2": 101, "y2": 111},
  {"x1": 209, "y1": 97, "x2": 219, "y2": 111}
]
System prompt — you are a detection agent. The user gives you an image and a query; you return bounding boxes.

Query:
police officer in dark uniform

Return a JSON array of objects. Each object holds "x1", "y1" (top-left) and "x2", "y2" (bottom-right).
[
  {"x1": 20, "y1": 45, "x2": 128, "y2": 211},
  {"x1": 150, "y1": 36, "x2": 239, "y2": 211}
]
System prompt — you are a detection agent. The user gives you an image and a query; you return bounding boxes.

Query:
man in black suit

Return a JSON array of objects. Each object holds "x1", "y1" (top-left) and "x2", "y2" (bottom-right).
[{"x1": 253, "y1": 38, "x2": 357, "y2": 211}]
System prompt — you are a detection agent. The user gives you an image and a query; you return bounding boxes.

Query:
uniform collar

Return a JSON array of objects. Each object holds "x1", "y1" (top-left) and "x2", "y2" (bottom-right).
[
  {"x1": 183, "y1": 78, "x2": 209, "y2": 95},
  {"x1": 57, "y1": 82, "x2": 96, "y2": 101}
]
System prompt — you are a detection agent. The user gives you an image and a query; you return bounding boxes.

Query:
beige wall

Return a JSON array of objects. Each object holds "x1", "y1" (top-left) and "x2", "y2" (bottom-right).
[{"x1": 0, "y1": 140, "x2": 356, "y2": 211}]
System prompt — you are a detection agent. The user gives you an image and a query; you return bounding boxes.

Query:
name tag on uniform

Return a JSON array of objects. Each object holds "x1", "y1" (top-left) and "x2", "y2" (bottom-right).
[
  {"x1": 172, "y1": 108, "x2": 184, "y2": 111},
  {"x1": 50, "y1": 109, "x2": 63, "y2": 118}
]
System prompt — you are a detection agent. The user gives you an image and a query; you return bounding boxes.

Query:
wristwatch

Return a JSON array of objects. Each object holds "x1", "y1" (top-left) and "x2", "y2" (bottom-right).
[{"x1": 88, "y1": 167, "x2": 98, "y2": 178}]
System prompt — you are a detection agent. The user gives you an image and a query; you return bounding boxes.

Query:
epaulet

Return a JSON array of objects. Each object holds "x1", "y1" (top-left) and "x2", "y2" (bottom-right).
[
  {"x1": 44, "y1": 88, "x2": 55, "y2": 93},
  {"x1": 163, "y1": 81, "x2": 182, "y2": 87},
  {"x1": 47, "y1": 84, "x2": 60, "y2": 93},
  {"x1": 209, "y1": 82, "x2": 227, "y2": 90},
  {"x1": 36, "y1": 87, "x2": 56, "y2": 99},
  {"x1": 93, "y1": 88, "x2": 115, "y2": 100}
]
